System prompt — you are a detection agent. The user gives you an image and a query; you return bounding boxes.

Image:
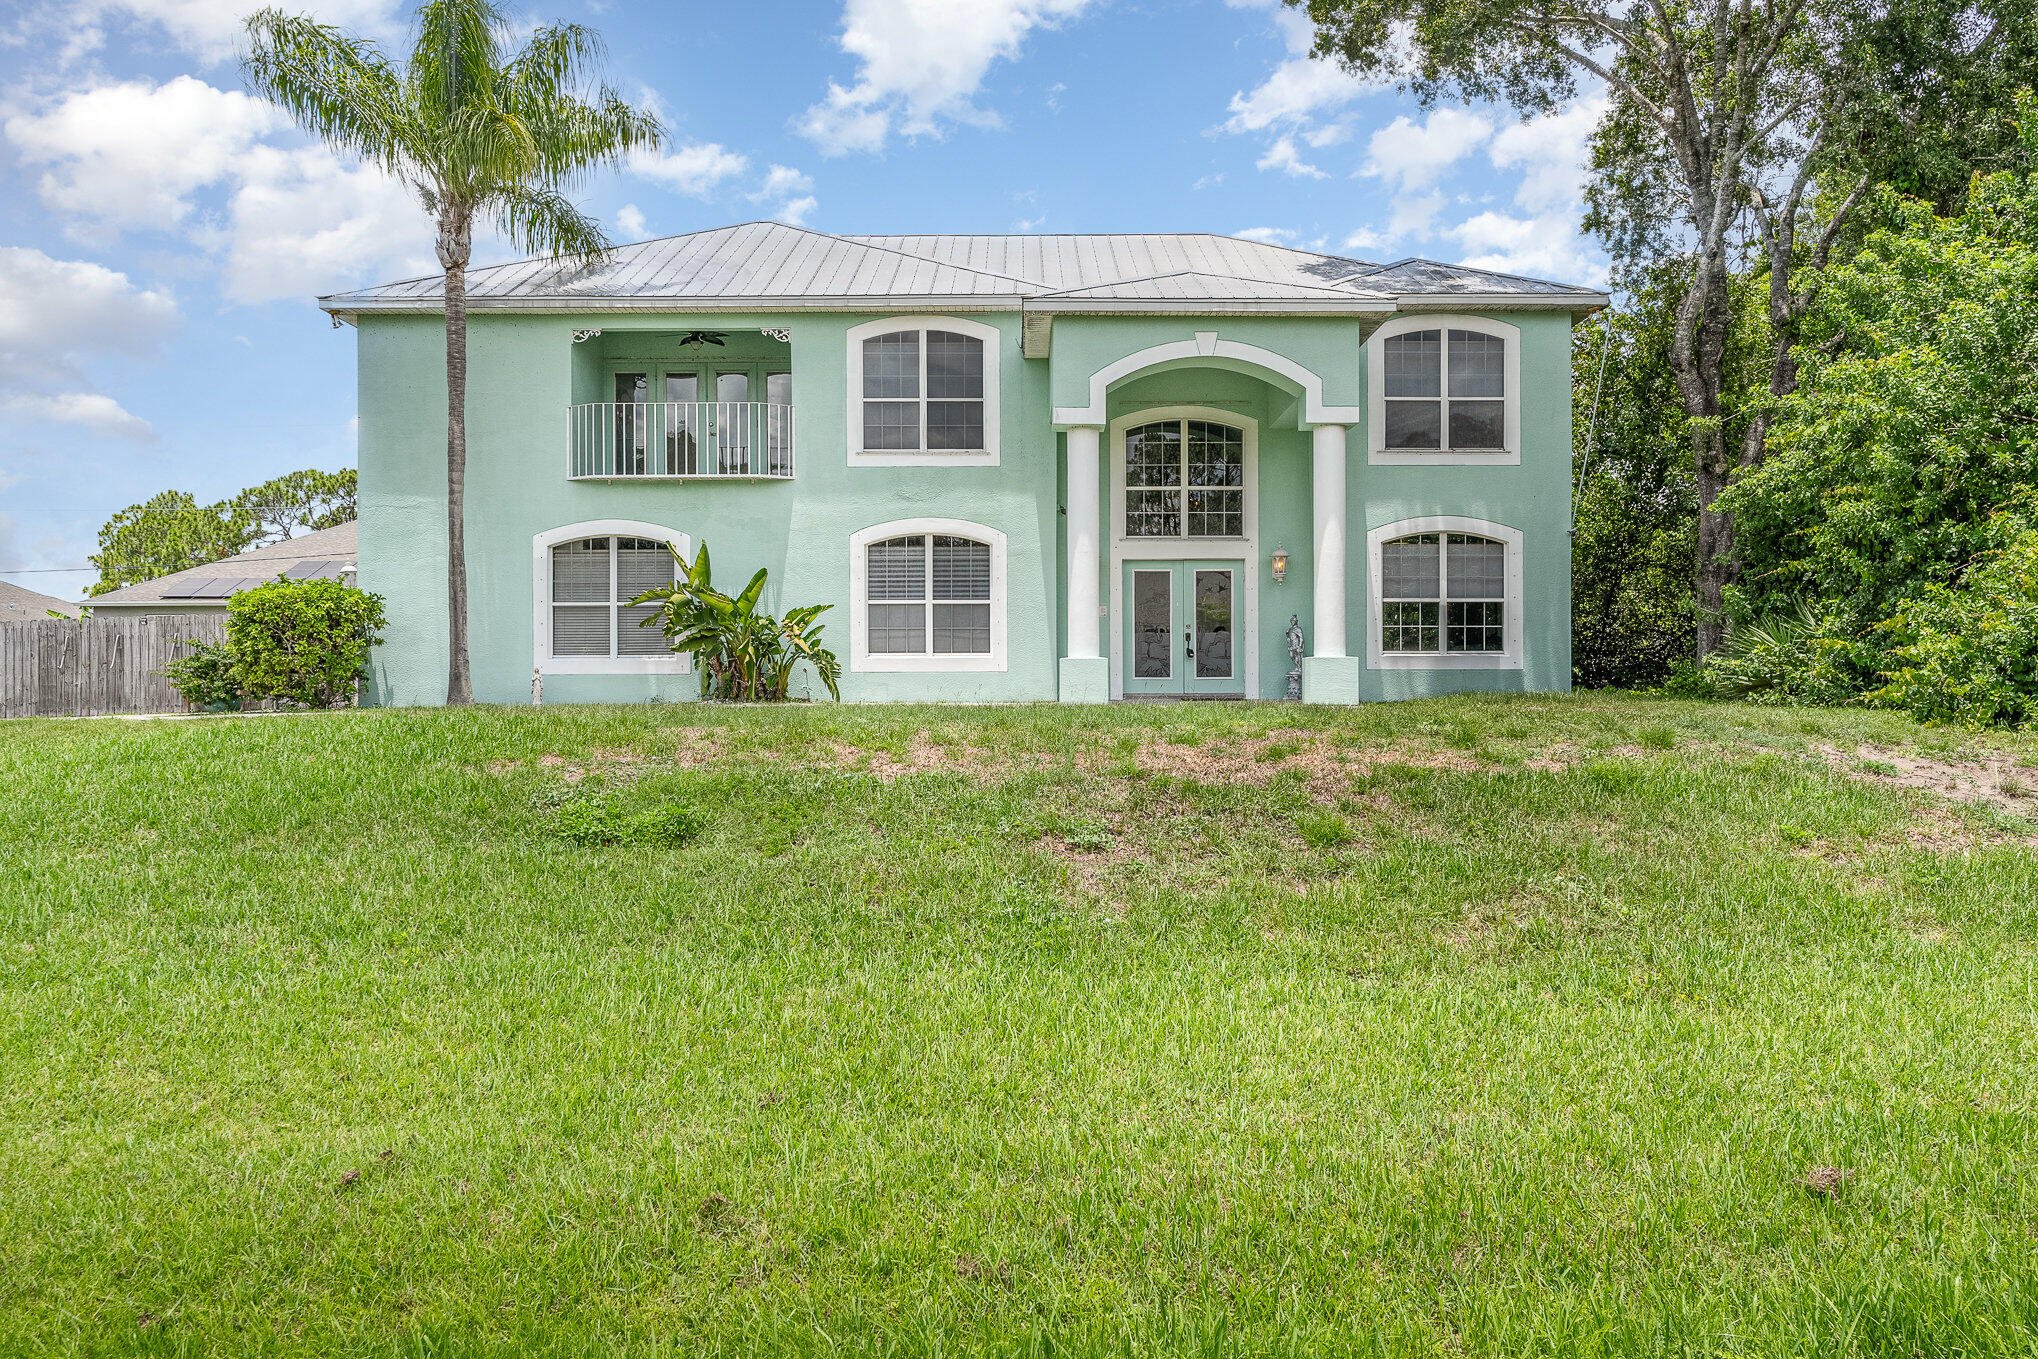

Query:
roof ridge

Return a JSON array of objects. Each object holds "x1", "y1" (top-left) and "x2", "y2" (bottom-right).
[
  {"x1": 1036, "y1": 268, "x2": 1388, "y2": 298},
  {"x1": 1333, "y1": 255, "x2": 1585, "y2": 291}
]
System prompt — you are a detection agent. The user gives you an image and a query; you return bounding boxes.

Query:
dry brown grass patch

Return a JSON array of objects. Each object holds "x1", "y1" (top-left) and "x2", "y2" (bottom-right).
[{"x1": 1813, "y1": 742, "x2": 2038, "y2": 819}]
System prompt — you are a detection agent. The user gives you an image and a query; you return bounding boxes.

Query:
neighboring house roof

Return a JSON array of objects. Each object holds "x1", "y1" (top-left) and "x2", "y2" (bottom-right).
[
  {"x1": 319, "y1": 222, "x2": 1606, "y2": 314},
  {"x1": 0, "y1": 580, "x2": 80, "y2": 621},
  {"x1": 87, "y1": 521, "x2": 357, "y2": 610}
]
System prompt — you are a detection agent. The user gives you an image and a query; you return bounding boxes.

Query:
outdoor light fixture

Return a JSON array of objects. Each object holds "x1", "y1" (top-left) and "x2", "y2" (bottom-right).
[{"x1": 1271, "y1": 544, "x2": 1289, "y2": 583}]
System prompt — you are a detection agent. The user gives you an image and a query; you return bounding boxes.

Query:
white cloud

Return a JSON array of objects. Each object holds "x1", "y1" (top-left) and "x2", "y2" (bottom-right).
[
  {"x1": 615, "y1": 204, "x2": 649, "y2": 240},
  {"x1": 630, "y1": 142, "x2": 750, "y2": 196},
  {"x1": 3, "y1": 392, "x2": 153, "y2": 440},
  {"x1": 5, "y1": 76, "x2": 284, "y2": 233},
  {"x1": 1257, "y1": 135, "x2": 1326, "y2": 179},
  {"x1": 0, "y1": 246, "x2": 177, "y2": 370},
  {"x1": 1223, "y1": 1, "x2": 1380, "y2": 134},
  {"x1": 0, "y1": 248, "x2": 170, "y2": 443},
  {"x1": 213, "y1": 144, "x2": 428, "y2": 305},
  {"x1": 1386, "y1": 191, "x2": 1446, "y2": 239},
  {"x1": 1341, "y1": 227, "x2": 1386, "y2": 254},
  {"x1": 776, "y1": 195, "x2": 819, "y2": 227},
  {"x1": 1363, "y1": 109, "x2": 1493, "y2": 190},
  {"x1": 1489, "y1": 97, "x2": 1606, "y2": 212},
  {"x1": 797, "y1": 0, "x2": 1100, "y2": 155},
  {"x1": 1448, "y1": 211, "x2": 1603, "y2": 284},
  {"x1": 1232, "y1": 226, "x2": 1296, "y2": 244},
  {"x1": 753, "y1": 164, "x2": 814, "y2": 201},
  {"x1": 20, "y1": 0, "x2": 408, "y2": 64},
  {"x1": 1193, "y1": 173, "x2": 1225, "y2": 191}
]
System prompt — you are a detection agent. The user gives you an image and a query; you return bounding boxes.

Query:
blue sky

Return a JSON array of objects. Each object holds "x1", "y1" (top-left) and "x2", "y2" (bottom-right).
[{"x1": 0, "y1": 0, "x2": 1605, "y2": 602}]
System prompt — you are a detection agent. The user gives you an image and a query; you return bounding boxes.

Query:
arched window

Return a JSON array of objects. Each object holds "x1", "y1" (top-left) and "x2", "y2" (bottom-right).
[
  {"x1": 849, "y1": 519, "x2": 1007, "y2": 671},
  {"x1": 1367, "y1": 316, "x2": 1520, "y2": 464},
  {"x1": 847, "y1": 317, "x2": 1001, "y2": 464},
  {"x1": 1367, "y1": 517, "x2": 1522, "y2": 669},
  {"x1": 532, "y1": 521, "x2": 691, "y2": 675}
]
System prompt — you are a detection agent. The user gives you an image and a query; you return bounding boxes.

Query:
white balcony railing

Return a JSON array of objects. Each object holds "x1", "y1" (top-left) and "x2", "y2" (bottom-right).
[{"x1": 569, "y1": 401, "x2": 794, "y2": 479}]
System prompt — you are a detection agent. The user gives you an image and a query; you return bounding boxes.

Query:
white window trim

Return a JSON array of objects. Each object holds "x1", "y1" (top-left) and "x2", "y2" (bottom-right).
[
  {"x1": 1105, "y1": 406, "x2": 1259, "y2": 700},
  {"x1": 1367, "y1": 314, "x2": 1522, "y2": 466},
  {"x1": 846, "y1": 315, "x2": 1001, "y2": 466},
  {"x1": 532, "y1": 520, "x2": 692, "y2": 676},
  {"x1": 1365, "y1": 515, "x2": 1524, "y2": 670},
  {"x1": 849, "y1": 517, "x2": 1008, "y2": 672}
]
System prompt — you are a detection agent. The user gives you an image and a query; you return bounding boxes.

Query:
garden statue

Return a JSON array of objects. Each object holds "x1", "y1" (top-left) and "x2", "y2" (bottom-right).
[{"x1": 1285, "y1": 614, "x2": 1304, "y2": 700}]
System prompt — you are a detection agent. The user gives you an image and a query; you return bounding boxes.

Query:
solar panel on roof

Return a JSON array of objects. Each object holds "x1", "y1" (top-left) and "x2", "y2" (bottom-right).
[
  {"x1": 166, "y1": 578, "x2": 235, "y2": 599},
  {"x1": 283, "y1": 559, "x2": 333, "y2": 577}
]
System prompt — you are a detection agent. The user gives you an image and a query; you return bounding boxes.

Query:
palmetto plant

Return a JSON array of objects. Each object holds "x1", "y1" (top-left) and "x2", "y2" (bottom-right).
[
  {"x1": 633, "y1": 543, "x2": 842, "y2": 702},
  {"x1": 242, "y1": 1, "x2": 661, "y2": 704}
]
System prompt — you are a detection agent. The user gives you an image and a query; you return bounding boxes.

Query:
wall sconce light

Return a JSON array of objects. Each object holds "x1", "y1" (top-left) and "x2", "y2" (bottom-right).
[{"x1": 1270, "y1": 543, "x2": 1289, "y2": 583}]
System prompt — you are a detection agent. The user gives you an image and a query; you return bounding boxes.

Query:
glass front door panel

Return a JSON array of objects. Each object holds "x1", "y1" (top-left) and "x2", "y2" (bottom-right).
[
  {"x1": 1131, "y1": 570, "x2": 1173, "y2": 679},
  {"x1": 1193, "y1": 569, "x2": 1234, "y2": 679}
]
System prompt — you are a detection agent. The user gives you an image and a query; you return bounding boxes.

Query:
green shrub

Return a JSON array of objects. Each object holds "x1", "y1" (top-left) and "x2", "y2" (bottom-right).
[
  {"x1": 1869, "y1": 528, "x2": 2038, "y2": 728},
  {"x1": 549, "y1": 793, "x2": 707, "y2": 848},
  {"x1": 164, "y1": 640, "x2": 242, "y2": 711},
  {"x1": 226, "y1": 577, "x2": 385, "y2": 708},
  {"x1": 1699, "y1": 601, "x2": 1857, "y2": 706}
]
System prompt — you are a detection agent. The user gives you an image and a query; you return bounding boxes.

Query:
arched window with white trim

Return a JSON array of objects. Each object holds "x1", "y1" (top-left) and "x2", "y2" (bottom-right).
[
  {"x1": 847, "y1": 317, "x2": 1001, "y2": 464},
  {"x1": 1367, "y1": 315, "x2": 1521, "y2": 465},
  {"x1": 850, "y1": 519, "x2": 1007, "y2": 671},
  {"x1": 1366, "y1": 517, "x2": 1523, "y2": 669},
  {"x1": 533, "y1": 520, "x2": 691, "y2": 675}
]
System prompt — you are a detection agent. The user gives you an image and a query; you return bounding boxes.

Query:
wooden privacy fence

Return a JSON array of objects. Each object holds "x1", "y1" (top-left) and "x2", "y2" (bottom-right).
[{"x1": 0, "y1": 615, "x2": 221, "y2": 718}]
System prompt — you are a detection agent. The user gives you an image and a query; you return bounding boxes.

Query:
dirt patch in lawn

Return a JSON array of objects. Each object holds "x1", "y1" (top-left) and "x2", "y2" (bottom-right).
[
  {"x1": 1130, "y1": 734, "x2": 1497, "y2": 786},
  {"x1": 1811, "y1": 742, "x2": 2038, "y2": 821}
]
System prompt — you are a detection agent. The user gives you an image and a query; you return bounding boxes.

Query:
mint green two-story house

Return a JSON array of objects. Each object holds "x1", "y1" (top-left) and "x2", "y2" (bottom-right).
[{"x1": 319, "y1": 223, "x2": 1605, "y2": 706}]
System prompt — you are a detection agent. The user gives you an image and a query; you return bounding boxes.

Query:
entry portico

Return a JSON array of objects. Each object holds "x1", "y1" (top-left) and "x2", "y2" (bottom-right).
[{"x1": 1050, "y1": 326, "x2": 1369, "y2": 703}]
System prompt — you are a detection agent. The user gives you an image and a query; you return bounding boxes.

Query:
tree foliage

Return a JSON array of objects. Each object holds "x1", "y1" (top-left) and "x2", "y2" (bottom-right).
[
  {"x1": 87, "y1": 469, "x2": 356, "y2": 597},
  {"x1": 88, "y1": 492, "x2": 253, "y2": 596},
  {"x1": 1712, "y1": 110, "x2": 2038, "y2": 722},
  {"x1": 1569, "y1": 271, "x2": 1699, "y2": 687},
  {"x1": 243, "y1": 0, "x2": 663, "y2": 706}
]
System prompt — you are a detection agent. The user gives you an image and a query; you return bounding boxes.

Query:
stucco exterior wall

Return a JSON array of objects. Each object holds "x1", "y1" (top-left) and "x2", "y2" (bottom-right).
[{"x1": 355, "y1": 306, "x2": 1573, "y2": 706}]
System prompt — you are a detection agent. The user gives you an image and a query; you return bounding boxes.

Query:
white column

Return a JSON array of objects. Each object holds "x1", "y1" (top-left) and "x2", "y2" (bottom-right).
[
  {"x1": 1065, "y1": 425, "x2": 1103, "y2": 659},
  {"x1": 1311, "y1": 422, "x2": 1348, "y2": 658}
]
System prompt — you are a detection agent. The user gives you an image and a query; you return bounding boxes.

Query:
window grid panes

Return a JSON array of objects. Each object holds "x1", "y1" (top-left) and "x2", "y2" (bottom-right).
[
  {"x1": 1379, "y1": 532, "x2": 1506, "y2": 654},
  {"x1": 864, "y1": 533, "x2": 992, "y2": 655},
  {"x1": 861, "y1": 328, "x2": 986, "y2": 453},
  {"x1": 1123, "y1": 419, "x2": 1245, "y2": 538},
  {"x1": 549, "y1": 536, "x2": 677, "y2": 659},
  {"x1": 1382, "y1": 328, "x2": 1508, "y2": 452}
]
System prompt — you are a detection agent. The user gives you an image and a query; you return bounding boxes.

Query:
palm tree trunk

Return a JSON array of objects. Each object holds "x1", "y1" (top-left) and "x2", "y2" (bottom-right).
[{"x1": 439, "y1": 204, "x2": 474, "y2": 705}]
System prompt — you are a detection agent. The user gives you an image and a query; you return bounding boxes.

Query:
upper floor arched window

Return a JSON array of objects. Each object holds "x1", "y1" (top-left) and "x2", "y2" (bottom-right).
[
  {"x1": 1367, "y1": 315, "x2": 1521, "y2": 465},
  {"x1": 847, "y1": 316, "x2": 1001, "y2": 465}
]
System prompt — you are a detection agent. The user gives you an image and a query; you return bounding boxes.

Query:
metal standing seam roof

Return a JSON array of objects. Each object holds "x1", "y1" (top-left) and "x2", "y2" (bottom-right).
[
  {"x1": 87, "y1": 522, "x2": 359, "y2": 608},
  {"x1": 319, "y1": 222, "x2": 1605, "y2": 312}
]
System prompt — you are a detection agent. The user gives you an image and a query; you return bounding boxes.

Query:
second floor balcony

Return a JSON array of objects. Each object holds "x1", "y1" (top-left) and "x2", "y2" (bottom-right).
[{"x1": 569, "y1": 400, "x2": 795, "y2": 480}]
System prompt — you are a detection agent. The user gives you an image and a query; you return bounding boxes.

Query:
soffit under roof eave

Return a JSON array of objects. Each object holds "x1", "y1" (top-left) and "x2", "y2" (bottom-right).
[
  {"x1": 1392, "y1": 291, "x2": 1610, "y2": 311},
  {"x1": 1018, "y1": 298, "x2": 1397, "y2": 316}
]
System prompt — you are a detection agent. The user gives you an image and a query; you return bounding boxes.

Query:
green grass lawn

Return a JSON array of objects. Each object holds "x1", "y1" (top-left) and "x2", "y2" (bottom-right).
[{"x1": 4, "y1": 694, "x2": 2037, "y2": 1357}]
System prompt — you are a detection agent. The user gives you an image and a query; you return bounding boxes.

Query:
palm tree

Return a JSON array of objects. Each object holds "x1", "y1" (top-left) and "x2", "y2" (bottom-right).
[{"x1": 243, "y1": 0, "x2": 661, "y2": 704}]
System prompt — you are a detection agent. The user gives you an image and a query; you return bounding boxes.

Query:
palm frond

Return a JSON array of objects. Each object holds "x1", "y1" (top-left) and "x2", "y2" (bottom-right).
[
  {"x1": 408, "y1": 0, "x2": 506, "y2": 126},
  {"x1": 241, "y1": 9, "x2": 408, "y2": 169},
  {"x1": 486, "y1": 184, "x2": 610, "y2": 265}
]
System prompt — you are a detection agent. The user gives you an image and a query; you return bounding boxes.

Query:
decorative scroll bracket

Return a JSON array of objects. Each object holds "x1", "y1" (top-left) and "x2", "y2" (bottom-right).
[
  {"x1": 760, "y1": 327, "x2": 791, "y2": 343},
  {"x1": 571, "y1": 328, "x2": 602, "y2": 343}
]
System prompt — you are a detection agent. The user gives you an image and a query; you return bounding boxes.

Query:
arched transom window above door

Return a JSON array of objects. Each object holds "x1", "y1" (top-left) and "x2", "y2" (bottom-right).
[{"x1": 1121, "y1": 417, "x2": 1247, "y2": 539}]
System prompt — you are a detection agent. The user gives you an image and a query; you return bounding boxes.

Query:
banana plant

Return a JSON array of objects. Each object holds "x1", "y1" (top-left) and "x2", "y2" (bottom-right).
[{"x1": 630, "y1": 541, "x2": 840, "y2": 701}]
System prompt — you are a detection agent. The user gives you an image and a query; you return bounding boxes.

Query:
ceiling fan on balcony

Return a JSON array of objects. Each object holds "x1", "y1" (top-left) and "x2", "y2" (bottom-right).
[{"x1": 677, "y1": 330, "x2": 727, "y2": 348}]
